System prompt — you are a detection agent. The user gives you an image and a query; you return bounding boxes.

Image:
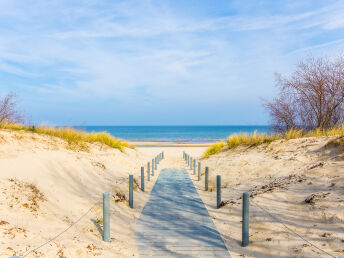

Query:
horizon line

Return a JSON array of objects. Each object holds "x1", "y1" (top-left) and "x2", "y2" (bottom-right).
[{"x1": 67, "y1": 124, "x2": 271, "y2": 127}]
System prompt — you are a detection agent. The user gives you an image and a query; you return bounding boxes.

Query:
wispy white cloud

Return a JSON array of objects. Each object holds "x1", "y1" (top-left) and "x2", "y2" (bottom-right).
[{"x1": 0, "y1": 0, "x2": 343, "y2": 125}]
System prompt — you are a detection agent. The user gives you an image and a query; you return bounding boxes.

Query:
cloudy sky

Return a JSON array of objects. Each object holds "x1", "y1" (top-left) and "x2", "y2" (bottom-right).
[{"x1": 0, "y1": 0, "x2": 343, "y2": 125}]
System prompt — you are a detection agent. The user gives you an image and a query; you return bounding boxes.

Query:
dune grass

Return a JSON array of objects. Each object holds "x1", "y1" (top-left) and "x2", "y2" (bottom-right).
[
  {"x1": 202, "y1": 141, "x2": 226, "y2": 158},
  {"x1": 0, "y1": 123, "x2": 135, "y2": 152},
  {"x1": 202, "y1": 123, "x2": 344, "y2": 158}
]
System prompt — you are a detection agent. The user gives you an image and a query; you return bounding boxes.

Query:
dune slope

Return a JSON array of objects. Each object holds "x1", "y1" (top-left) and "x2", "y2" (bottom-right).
[
  {"x1": 0, "y1": 130, "x2": 159, "y2": 258},
  {"x1": 191, "y1": 136, "x2": 344, "y2": 258}
]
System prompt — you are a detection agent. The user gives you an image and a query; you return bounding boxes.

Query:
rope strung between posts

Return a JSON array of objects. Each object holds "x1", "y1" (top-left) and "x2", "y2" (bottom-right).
[
  {"x1": 251, "y1": 200, "x2": 335, "y2": 258},
  {"x1": 224, "y1": 185, "x2": 336, "y2": 258},
  {"x1": 22, "y1": 201, "x2": 100, "y2": 257},
  {"x1": 184, "y1": 155, "x2": 336, "y2": 257},
  {"x1": 20, "y1": 156, "x2": 159, "y2": 257}
]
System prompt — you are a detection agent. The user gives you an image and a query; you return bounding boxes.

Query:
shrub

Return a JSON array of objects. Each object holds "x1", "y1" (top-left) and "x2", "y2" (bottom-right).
[
  {"x1": 0, "y1": 93, "x2": 23, "y2": 124},
  {"x1": 264, "y1": 55, "x2": 344, "y2": 131}
]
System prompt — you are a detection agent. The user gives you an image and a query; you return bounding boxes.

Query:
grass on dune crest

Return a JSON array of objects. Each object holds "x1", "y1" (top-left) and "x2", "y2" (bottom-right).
[
  {"x1": 202, "y1": 141, "x2": 226, "y2": 158},
  {"x1": 202, "y1": 123, "x2": 344, "y2": 158},
  {"x1": 0, "y1": 123, "x2": 135, "y2": 152}
]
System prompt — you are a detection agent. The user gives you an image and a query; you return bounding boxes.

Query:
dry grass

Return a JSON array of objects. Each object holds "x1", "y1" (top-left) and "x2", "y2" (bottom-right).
[
  {"x1": 203, "y1": 123, "x2": 344, "y2": 158},
  {"x1": 202, "y1": 141, "x2": 226, "y2": 158},
  {"x1": 0, "y1": 123, "x2": 135, "y2": 152},
  {"x1": 226, "y1": 131, "x2": 281, "y2": 148}
]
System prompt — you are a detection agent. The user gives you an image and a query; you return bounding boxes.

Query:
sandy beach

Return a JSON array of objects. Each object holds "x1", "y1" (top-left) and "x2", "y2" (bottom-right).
[
  {"x1": 0, "y1": 129, "x2": 343, "y2": 257},
  {"x1": 2, "y1": 1, "x2": 344, "y2": 257}
]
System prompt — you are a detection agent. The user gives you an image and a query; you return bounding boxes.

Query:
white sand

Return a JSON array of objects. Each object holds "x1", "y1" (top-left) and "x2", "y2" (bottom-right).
[
  {"x1": 0, "y1": 130, "x2": 343, "y2": 257},
  {"x1": 187, "y1": 136, "x2": 344, "y2": 258},
  {"x1": 0, "y1": 130, "x2": 163, "y2": 257}
]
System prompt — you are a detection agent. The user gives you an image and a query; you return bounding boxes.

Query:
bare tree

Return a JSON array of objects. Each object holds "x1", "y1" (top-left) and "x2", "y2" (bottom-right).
[
  {"x1": 264, "y1": 54, "x2": 344, "y2": 131},
  {"x1": 0, "y1": 93, "x2": 23, "y2": 124},
  {"x1": 264, "y1": 92, "x2": 298, "y2": 131}
]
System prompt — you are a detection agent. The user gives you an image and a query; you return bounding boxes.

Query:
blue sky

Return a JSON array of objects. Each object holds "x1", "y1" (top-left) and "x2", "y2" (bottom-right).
[{"x1": 0, "y1": 0, "x2": 343, "y2": 125}]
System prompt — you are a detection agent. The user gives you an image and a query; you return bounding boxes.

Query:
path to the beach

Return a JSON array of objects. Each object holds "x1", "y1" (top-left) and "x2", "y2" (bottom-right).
[{"x1": 135, "y1": 168, "x2": 231, "y2": 257}]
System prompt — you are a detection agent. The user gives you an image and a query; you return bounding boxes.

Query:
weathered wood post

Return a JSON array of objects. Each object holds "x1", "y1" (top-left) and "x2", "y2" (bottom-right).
[
  {"x1": 242, "y1": 192, "x2": 250, "y2": 247},
  {"x1": 205, "y1": 167, "x2": 209, "y2": 191},
  {"x1": 193, "y1": 159, "x2": 196, "y2": 175},
  {"x1": 198, "y1": 162, "x2": 201, "y2": 181},
  {"x1": 187, "y1": 155, "x2": 189, "y2": 165},
  {"x1": 147, "y1": 162, "x2": 150, "y2": 181},
  {"x1": 103, "y1": 192, "x2": 110, "y2": 242},
  {"x1": 129, "y1": 175, "x2": 133, "y2": 208},
  {"x1": 217, "y1": 175, "x2": 221, "y2": 208},
  {"x1": 190, "y1": 157, "x2": 193, "y2": 169},
  {"x1": 141, "y1": 167, "x2": 144, "y2": 192},
  {"x1": 162, "y1": 152, "x2": 164, "y2": 159},
  {"x1": 152, "y1": 159, "x2": 155, "y2": 176}
]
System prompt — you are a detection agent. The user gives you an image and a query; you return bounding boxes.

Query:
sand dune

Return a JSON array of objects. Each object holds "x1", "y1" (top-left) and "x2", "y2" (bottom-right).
[
  {"x1": 0, "y1": 130, "x2": 163, "y2": 257},
  {"x1": 0, "y1": 130, "x2": 343, "y2": 257},
  {"x1": 189, "y1": 136, "x2": 344, "y2": 258}
]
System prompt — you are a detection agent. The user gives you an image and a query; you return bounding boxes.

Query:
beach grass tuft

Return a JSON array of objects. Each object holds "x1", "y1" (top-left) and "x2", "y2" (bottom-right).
[
  {"x1": 202, "y1": 141, "x2": 226, "y2": 158},
  {"x1": 0, "y1": 123, "x2": 135, "y2": 152},
  {"x1": 226, "y1": 131, "x2": 281, "y2": 148},
  {"x1": 203, "y1": 123, "x2": 344, "y2": 158}
]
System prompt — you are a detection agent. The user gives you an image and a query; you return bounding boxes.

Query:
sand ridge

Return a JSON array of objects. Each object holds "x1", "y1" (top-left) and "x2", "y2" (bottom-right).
[
  {"x1": 0, "y1": 130, "x2": 343, "y2": 257},
  {"x1": 0, "y1": 130, "x2": 164, "y2": 257},
  {"x1": 185, "y1": 136, "x2": 344, "y2": 258}
]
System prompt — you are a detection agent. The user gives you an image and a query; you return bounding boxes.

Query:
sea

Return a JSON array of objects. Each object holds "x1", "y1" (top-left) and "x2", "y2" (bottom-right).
[{"x1": 75, "y1": 125, "x2": 272, "y2": 143}]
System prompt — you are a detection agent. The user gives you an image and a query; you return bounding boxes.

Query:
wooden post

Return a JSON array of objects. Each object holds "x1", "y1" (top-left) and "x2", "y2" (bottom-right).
[
  {"x1": 217, "y1": 175, "x2": 221, "y2": 208},
  {"x1": 103, "y1": 192, "x2": 110, "y2": 242},
  {"x1": 193, "y1": 159, "x2": 196, "y2": 175},
  {"x1": 141, "y1": 167, "x2": 144, "y2": 192},
  {"x1": 242, "y1": 192, "x2": 250, "y2": 247},
  {"x1": 147, "y1": 162, "x2": 150, "y2": 181},
  {"x1": 198, "y1": 162, "x2": 201, "y2": 181},
  {"x1": 205, "y1": 167, "x2": 209, "y2": 191},
  {"x1": 152, "y1": 159, "x2": 155, "y2": 176},
  {"x1": 129, "y1": 175, "x2": 133, "y2": 208}
]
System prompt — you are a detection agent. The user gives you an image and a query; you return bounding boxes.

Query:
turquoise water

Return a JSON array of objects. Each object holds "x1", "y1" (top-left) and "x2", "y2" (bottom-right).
[{"x1": 75, "y1": 125, "x2": 272, "y2": 143}]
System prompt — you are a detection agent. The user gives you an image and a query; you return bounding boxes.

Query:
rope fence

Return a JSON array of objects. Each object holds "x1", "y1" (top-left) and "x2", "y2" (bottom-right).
[
  {"x1": 16, "y1": 152, "x2": 165, "y2": 258},
  {"x1": 182, "y1": 151, "x2": 336, "y2": 258},
  {"x1": 12, "y1": 151, "x2": 336, "y2": 258}
]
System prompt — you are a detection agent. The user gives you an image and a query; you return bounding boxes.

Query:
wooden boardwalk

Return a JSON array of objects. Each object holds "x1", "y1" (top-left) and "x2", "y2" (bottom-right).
[{"x1": 135, "y1": 168, "x2": 231, "y2": 257}]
